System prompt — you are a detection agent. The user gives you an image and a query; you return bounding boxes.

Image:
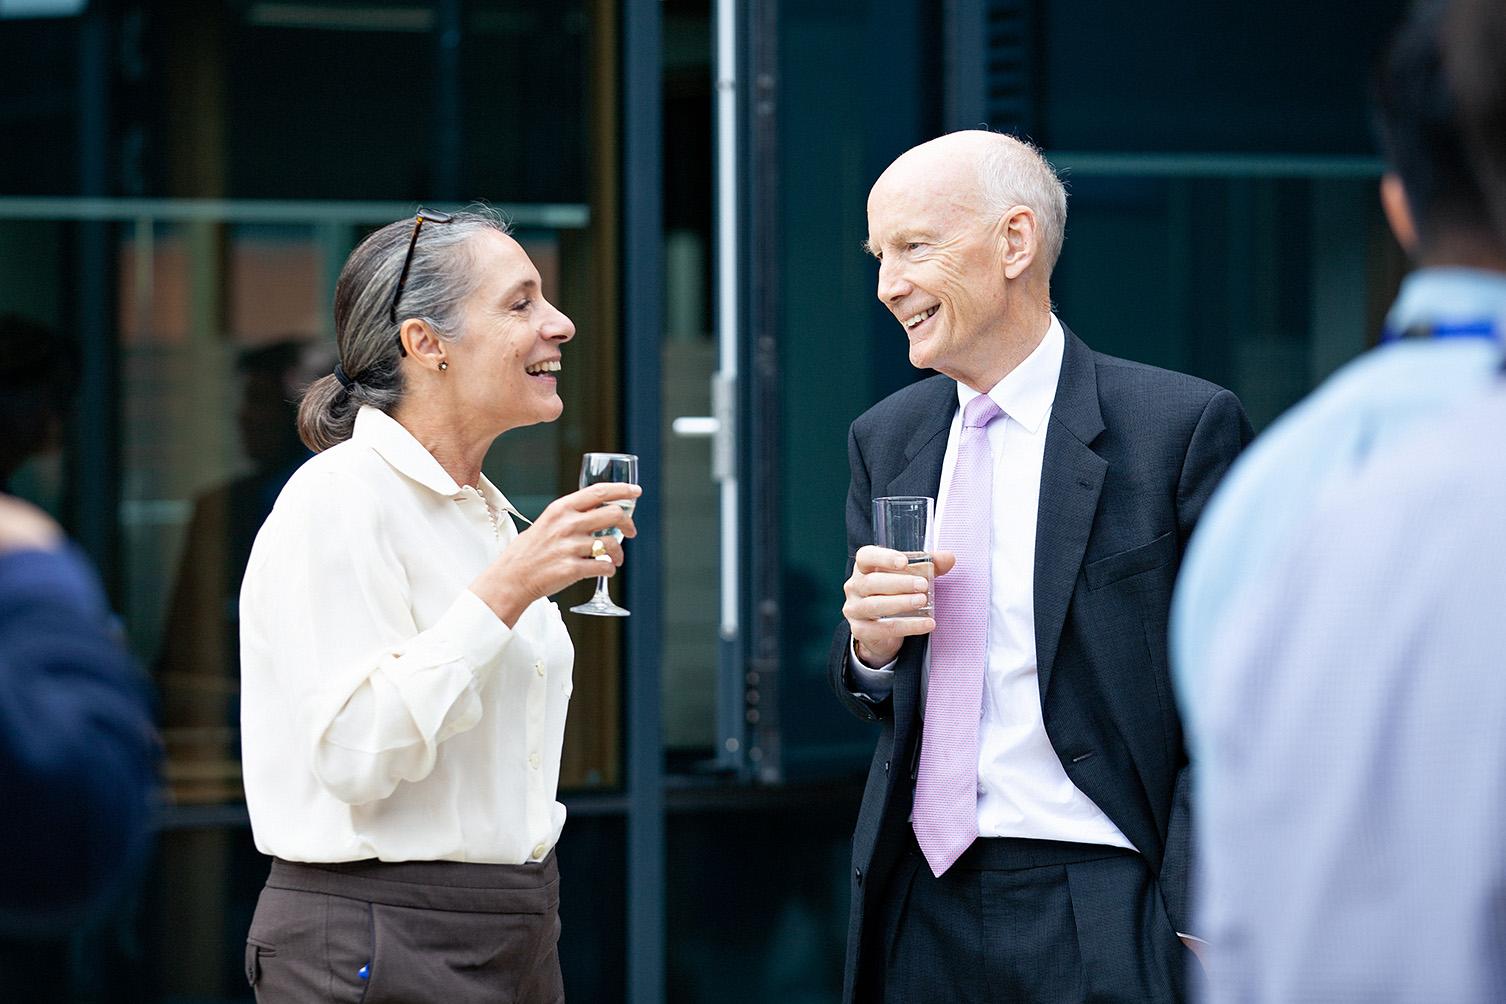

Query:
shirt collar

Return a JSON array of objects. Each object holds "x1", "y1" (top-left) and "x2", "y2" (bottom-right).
[
  {"x1": 1384, "y1": 267, "x2": 1506, "y2": 339},
  {"x1": 349, "y1": 405, "x2": 468, "y2": 493},
  {"x1": 354, "y1": 407, "x2": 520, "y2": 515},
  {"x1": 956, "y1": 313, "x2": 1065, "y2": 435}
]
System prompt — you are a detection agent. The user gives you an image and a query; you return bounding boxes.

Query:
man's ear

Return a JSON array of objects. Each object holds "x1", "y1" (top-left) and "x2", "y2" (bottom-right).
[
  {"x1": 1380, "y1": 173, "x2": 1418, "y2": 254},
  {"x1": 399, "y1": 318, "x2": 447, "y2": 371},
  {"x1": 1000, "y1": 205, "x2": 1038, "y2": 281}
]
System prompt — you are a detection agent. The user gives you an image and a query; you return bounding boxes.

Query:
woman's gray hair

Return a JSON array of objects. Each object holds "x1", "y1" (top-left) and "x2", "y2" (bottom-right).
[
  {"x1": 976, "y1": 134, "x2": 1069, "y2": 275},
  {"x1": 297, "y1": 206, "x2": 512, "y2": 452}
]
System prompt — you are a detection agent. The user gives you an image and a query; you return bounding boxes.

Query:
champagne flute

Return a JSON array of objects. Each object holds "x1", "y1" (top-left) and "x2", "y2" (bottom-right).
[{"x1": 570, "y1": 452, "x2": 638, "y2": 617}]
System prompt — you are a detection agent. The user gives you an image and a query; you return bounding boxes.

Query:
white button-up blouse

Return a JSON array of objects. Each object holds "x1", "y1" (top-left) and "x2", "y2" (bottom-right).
[{"x1": 239, "y1": 406, "x2": 574, "y2": 865}]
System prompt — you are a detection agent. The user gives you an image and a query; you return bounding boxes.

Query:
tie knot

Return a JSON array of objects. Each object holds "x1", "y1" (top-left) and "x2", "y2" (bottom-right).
[{"x1": 962, "y1": 394, "x2": 1002, "y2": 429}]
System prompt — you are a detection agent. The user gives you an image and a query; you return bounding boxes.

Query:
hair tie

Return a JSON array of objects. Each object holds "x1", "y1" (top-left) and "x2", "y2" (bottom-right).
[{"x1": 333, "y1": 363, "x2": 354, "y2": 389}]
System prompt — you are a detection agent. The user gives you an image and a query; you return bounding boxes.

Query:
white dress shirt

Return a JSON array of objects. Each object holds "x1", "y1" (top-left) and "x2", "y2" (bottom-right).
[
  {"x1": 851, "y1": 316, "x2": 1133, "y2": 849},
  {"x1": 240, "y1": 406, "x2": 573, "y2": 865}
]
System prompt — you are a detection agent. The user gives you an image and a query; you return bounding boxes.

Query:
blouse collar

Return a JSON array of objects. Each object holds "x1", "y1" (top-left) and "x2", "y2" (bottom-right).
[{"x1": 352, "y1": 406, "x2": 515, "y2": 514}]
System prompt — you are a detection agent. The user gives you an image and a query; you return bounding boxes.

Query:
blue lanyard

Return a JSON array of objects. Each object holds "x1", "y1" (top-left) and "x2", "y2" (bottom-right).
[{"x1": 1380, "y1": 319, "x2": 1498, "y2": 343}]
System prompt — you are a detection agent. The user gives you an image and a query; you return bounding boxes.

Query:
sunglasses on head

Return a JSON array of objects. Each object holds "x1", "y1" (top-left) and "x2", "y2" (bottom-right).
[{"x1": 390, "y1": 208, "x2": 455, "y2": 356}]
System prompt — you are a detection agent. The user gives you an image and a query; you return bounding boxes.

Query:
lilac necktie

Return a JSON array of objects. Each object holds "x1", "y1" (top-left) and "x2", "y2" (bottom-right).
[{"x1": 912, "y1": 393, "x2": 1002, "y2": 877}]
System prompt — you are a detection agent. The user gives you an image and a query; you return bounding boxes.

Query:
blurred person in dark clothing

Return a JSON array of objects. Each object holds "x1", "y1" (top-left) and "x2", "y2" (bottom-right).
[
  {"x1": 0, "y1": 498, "x2": 158, "y2": 934},
  {"x1": 0, "y1": 315, "x2": 160, "y2": 997}
]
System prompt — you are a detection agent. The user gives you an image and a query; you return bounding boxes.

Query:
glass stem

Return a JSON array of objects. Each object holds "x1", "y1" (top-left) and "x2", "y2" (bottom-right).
[{"x1": 593, "y1": 575, "x2": 611, "y2": 601}]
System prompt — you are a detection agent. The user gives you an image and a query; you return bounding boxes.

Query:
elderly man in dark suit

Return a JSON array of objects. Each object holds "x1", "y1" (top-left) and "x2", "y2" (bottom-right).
[{"x1": 829, "y1": 130, "x2": 1251, "y2": 1003}]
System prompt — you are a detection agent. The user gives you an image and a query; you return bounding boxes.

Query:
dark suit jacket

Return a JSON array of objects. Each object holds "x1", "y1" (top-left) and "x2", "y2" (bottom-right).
[{"x1": 827, "y1": 326, "x2": 1252, "y2": 1002}]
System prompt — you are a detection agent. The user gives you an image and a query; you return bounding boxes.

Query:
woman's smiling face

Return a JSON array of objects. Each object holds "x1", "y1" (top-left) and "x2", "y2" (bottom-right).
[{"x1": 444, "y1": 230, "x2": 576, "y2": 435}]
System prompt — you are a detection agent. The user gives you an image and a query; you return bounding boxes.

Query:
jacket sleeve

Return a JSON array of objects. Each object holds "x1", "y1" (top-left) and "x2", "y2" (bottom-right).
[
  {"x1": 1163, "y1": 386, "x2": 1253, "y2": 934},
  {"x1": 829, "y1": 421, "x2": 893, "y2": 723},
  {"x1": 1174, "y1": 389, "x2": 1254, "y2": 549}
]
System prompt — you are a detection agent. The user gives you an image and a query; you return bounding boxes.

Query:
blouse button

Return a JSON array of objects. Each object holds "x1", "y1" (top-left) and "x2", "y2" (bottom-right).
[
  {"x1": 532, "y1": 843, "x2": 548, "y2": 860},
  {"x1": 534, "y1": 660, "x2": 545, "y2": 677},
  {"x1": 528, "y1": 752, "x2": 541, "y2": 770}
]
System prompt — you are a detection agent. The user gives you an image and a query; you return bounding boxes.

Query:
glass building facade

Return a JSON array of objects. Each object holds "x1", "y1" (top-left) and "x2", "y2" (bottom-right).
[{"x1": 0, "y1": 0, "x2": 1405, "y2": 1000}]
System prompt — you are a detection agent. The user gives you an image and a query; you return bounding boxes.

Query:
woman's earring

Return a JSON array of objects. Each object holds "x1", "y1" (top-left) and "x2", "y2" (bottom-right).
[{"x1": 438, "y1": 360, "x2": 449, "y2": 371}]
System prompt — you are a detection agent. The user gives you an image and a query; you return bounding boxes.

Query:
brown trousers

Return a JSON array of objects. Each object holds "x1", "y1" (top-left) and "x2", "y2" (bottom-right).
[{"x1": 246, "y1": 853, "x2": 563, "y2": 1003}]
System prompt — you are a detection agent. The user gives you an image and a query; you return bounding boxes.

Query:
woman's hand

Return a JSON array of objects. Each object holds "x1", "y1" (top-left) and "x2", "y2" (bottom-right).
[{"x1": 469, "y1": 482, "x2": 642, "y2": 626}]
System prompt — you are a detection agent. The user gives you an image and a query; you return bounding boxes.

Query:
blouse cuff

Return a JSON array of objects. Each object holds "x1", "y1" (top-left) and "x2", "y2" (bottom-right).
[{"x1": 436, "y1": 588, "x2": 515, "y2": 673}]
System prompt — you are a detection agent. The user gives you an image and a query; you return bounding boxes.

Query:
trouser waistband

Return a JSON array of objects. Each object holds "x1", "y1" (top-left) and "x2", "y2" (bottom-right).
[
  {"x1": 912, "y1": 834, "x2": 1139, "y2": 871},
  {"x1": 266, "y1": 853, "x2": 559, "y2": 913}
]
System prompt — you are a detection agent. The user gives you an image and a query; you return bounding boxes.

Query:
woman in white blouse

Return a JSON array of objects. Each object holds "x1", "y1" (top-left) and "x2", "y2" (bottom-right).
[{"x1": 239, "y1": 207, "x2": 636, "y2": 1002}]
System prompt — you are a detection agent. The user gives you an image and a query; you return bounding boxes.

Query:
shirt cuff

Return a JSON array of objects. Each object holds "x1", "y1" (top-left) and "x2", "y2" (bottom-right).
[
  {"x1": 441, "y1": 588, "x2": 515, "y2": 671},
  {"x1": 846, "y1": 637, "x2": 896, "y2": 701}
]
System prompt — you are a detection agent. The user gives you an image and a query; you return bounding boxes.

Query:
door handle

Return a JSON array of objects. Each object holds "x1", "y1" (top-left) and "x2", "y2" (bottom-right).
[
  {"x1": 670, "y1": 372, "x2": 735, "y2": 483},
  {"x1": 670, "y1": 416, "x2": 719, "y2": 436}
]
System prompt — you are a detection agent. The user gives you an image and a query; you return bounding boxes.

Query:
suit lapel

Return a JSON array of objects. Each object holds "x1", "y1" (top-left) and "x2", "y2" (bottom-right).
[
  {"x1": 882, "y1": 377, "x2": 957, "y2": 500},
  {"x1": 1034, "y1": 328, "x2": 1106, "y2": 698}
]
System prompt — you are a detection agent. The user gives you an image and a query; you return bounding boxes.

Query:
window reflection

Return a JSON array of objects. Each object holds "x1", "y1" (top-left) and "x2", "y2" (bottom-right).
[{"x1": 156, "y1": 339, "x2": 318, "y2": 804}]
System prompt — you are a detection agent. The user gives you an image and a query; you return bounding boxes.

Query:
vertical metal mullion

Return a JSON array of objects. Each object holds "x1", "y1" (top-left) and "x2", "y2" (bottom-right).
[
  {"x1": 744, "y1": 0, "x2": 781, "y2": 783},
  {"x1": 945, "y1": 0, "x2": 985, "y2": 131},
  {"x1": 622, "y1": 0, "x2": 664, "y2": 1000},
  {"x1": 74, "y1": 4, "x2": 118, "y2": 591},
  {"x1": 434, "y1": 0, "x2": 464, "y2": 200},
  {"x1": 713, "y1": 0, "x2": 745, "y2": 777}
]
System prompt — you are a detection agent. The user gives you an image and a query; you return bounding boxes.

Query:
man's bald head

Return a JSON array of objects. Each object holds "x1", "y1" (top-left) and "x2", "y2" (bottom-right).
[
  {"x1": 871, "y1": 131, "x2": 1068, "y2": 274},
  {"x1": 864, "y1": 132, "x2": 1067, "y2": 390}
]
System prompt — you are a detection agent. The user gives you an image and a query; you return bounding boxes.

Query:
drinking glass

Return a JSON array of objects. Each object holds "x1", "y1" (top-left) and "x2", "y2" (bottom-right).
[
  {"x1": 570, "y1": 452, "x2": 638, "y2": 617},
  {"x1": 872, "y1": 496, "x2": 935, "y2": 620}
]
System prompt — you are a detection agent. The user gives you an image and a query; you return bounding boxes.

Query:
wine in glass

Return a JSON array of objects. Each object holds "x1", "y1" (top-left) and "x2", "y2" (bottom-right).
[{"x1": 570, "y1": 452, "x2": 638, "y2": 617}]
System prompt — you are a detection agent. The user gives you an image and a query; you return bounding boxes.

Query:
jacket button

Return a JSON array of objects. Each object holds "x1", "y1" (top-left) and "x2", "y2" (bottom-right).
[
  {"x1": 883, "y1": 759, "x2": 890, "y2": 773},
  {"x1": 854, "y1": 867, "x2": 863, "y2": 886}
]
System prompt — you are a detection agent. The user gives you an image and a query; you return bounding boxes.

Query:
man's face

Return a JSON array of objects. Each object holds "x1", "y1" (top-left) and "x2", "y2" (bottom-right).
[{"x1": 866, "y1": 160, "x2": 1010, "y2": 389}]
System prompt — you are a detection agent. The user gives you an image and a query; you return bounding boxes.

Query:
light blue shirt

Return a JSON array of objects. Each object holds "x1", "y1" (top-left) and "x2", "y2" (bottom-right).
[
  {"x1": 1170, "y1": 267, "x2": 1506, "y2": 758},
  {"x1": 1197, "y1": 385, "x2": 1506, "y2": 1002}
]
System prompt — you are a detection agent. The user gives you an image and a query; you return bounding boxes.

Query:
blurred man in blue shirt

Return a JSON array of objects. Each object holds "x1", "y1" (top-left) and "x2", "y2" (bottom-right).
[
  {"x1": 1171, "y1": 0, "x2": 1506, "y2": 756},
  {"x1": 1185, "y1": 1, "x2": 1506, "y2": 998}
]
